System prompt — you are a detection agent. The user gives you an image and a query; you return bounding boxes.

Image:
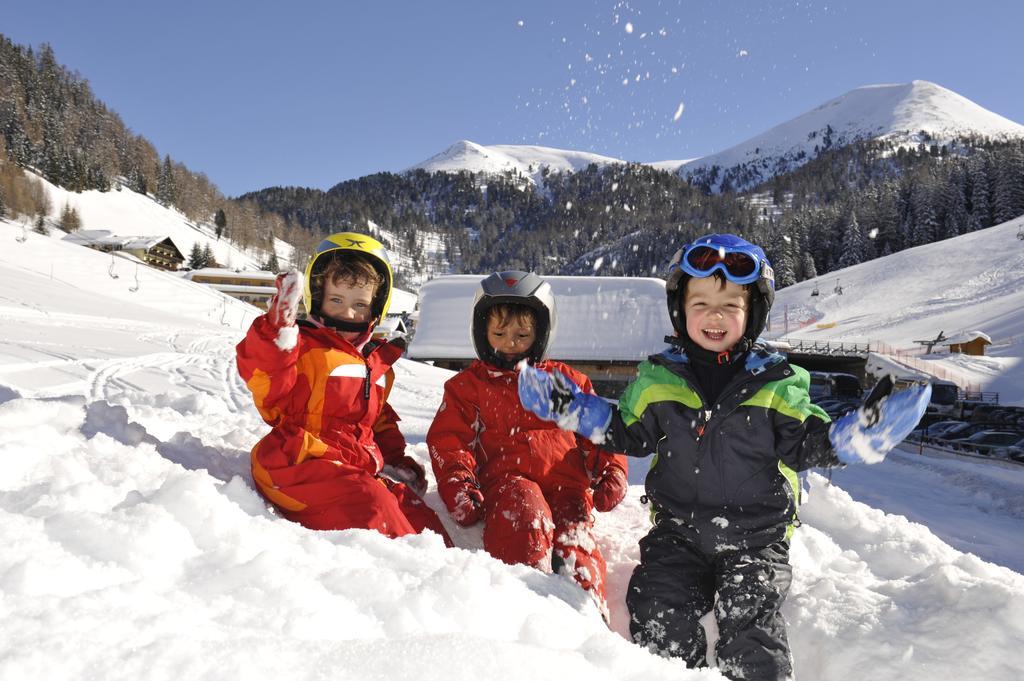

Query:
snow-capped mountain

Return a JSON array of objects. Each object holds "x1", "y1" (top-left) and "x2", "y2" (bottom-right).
[
  {"x1": 407, "y1": 82, "x2": 1024, "y2": 195},
  {"x1": 409, "y1": 139, "x2": 626, "y2": 185},
  {"x1": 677, "y1": 80, "x2": 1024, "y2": 192}
]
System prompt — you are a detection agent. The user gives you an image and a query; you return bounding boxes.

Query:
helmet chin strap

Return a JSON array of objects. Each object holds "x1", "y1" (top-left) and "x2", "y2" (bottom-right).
[{"x1": 314, "y1": 315, "x2": 376, "y2": 334}]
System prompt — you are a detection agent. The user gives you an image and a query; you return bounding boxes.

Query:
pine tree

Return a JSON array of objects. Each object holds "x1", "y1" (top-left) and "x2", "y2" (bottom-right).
[
  {"x1": 214, "y1": 208, "x2": 227, "y2": 239},
  {"x1": 837, "y1": 211, "x2": 865, "y2": 269},
  {"x1": 966, "y1": 154, "x2": 993, "y2": 230},
  {"x1": 202, "y1": 243, "x2": 215, "y2": 267},
  {"x1": 156, "y1": 155, "x2": 176, "y2": 206},
  {"x1": 187, "y1": 242, "x2": 206, "y2": 269},
  {"x1": 939, "y1": 169, "x2": 968, "y2": 240},
  {"x1": 910, "y1": 183, "x2": 939, "y2": 246},
  {"x1": 263, "y1": 250, "x2": 280, "y2": 272},
  {"x1": 993, "y1": 147, "x2": 1024, "y2": 224},
  {"x1": 58, "y1": 201, "x2": 81, "y2": 231},
  {"x1": 773, "y1": 236, "x2": 798, "y2": 288},
  {"x1": 800, "y1": 252, "x2": 818, "y2": 281}
]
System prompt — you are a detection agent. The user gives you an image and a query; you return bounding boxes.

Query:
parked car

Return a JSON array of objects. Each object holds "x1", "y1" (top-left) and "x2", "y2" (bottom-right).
[
  {"x1": 952, "y1": 431, "x2": 1024, "y2": 456},
  {"x1": 929, "y1": 422, "x2": 977, "y2": 441},
  {"x1": 992, "y1": 436, "x2": 1024, "y2": 463},
  {"x1": 815, "y1": 397, "x2": 859, "y2": 419},
  {"x1": 810, "y1": 372, "x2": 862, "y2": 400},
  {"x1": 911, "y1": 420, "x2": 970, "y2": 441},
  {"x1": 940, "y1": 422, "x2": 1022, "y2": 443}
]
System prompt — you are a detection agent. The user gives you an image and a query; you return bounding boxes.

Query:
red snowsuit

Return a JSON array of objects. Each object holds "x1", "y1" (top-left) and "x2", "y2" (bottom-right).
[
  {"x1": 237, "y1": 315, "x2": 450, "y2": 544},
  {"x1": 427, "y1": 359, "x2": 626, "y2": 611}
]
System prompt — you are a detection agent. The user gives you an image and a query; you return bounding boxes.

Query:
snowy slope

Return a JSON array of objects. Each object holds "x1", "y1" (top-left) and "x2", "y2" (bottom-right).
[
  {"x1": 2, "y1": 215, "x2": 1024, "y2": 680},
  {"x1": 766, "y1": 215, "x2": 1024, "y2": 404},
  {"x1": 28, "y1": 171, "x2": 296, "y2": 270},
  {"x1": 677, "y1": 80, "x2": 1024, "y2": 191},
  {"x1": 409, "y1": 139, "x2": 626, "y2": 185}
]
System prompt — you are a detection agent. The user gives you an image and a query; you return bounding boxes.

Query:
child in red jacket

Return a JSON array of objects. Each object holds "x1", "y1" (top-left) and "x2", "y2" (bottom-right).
[
  {"x1": 426, "y1": 271, "x2": 627, "y2": 619},
  {"x1": 237, "y1": 232, "x2": 450, "y2": 545}
]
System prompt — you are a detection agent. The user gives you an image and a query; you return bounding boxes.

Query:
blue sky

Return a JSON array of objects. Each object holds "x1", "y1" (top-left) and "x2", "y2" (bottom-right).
[{"x1": 5, "y1": 1, "x2": 1022, "y2": 197}]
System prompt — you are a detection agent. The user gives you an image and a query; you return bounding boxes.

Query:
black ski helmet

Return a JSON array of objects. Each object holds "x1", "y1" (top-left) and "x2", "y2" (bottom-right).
[
  {"x1": 472, "y1": 271, "x2": 556, "y2": 370},
  {"x1": 664, "y1": 233, "x2": 776, "y2": 348}
]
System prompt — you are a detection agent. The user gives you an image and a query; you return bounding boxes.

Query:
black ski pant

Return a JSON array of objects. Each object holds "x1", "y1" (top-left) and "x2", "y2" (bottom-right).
[{"x1": 626, "y1": 521, "x2": 793, "y2": 681}]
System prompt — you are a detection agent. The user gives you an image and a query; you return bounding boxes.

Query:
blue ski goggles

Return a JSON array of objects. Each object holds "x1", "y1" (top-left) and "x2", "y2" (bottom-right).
[{"x1": 673, "y1": 242, "x2": 765, "y2": 285}]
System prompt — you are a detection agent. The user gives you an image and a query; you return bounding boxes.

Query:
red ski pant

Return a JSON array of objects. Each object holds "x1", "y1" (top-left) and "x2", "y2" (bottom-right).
[
  {"x1": 481, "y1": 474, "x2": 607, "y2": 605},
  {"x1": 275, "y1": 471, "x2": 452, "y2": 547}
]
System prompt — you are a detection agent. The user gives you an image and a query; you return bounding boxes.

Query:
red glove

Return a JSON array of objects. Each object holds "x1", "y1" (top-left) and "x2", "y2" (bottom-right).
[
  {"x1": 451, "y1": 485, "x2": 484, "y2": 526},
  {"x1": 592, "y1": 465, "x2": 627, "y2": 512},
  {"x1": 390, "y1": 455, "x2": 427, "y2": 495},
  {"x1": 267, "y1": 270, "x2": 302, "y2": 328}
]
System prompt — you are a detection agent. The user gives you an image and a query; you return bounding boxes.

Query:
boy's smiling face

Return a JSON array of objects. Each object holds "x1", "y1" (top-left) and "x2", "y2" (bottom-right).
[{"x1": 683, "y1": 275, "x2": 749, "y2": 352}]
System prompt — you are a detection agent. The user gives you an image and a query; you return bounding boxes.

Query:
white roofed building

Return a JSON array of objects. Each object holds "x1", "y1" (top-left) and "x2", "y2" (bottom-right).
[
  {"x1": 408, "y1": 275, "x2": 671, "y2": 395},
  {"x1": 63, "y1": 229, "x2": 185, "y2": 270}
]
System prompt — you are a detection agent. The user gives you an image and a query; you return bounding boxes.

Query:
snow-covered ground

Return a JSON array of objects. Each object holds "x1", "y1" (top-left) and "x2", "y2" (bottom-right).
[{"x1": 2, "y1": 215, "x2": 1024, "y2": 680}]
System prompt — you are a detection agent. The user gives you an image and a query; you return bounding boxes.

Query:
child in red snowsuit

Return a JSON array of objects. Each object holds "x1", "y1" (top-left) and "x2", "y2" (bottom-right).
[
  {"x1": 426, "y1": 271, "x2": 626, "y2": 618},
  {"x1": 237, "y1": 232, "x2": 450, "y2": 544}
]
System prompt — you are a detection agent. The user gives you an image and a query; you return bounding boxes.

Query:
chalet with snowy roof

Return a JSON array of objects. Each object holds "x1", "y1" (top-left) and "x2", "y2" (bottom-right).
[
  {"x1": 944, "y1": 331, "x2": 992, "y2": 356},
  {"x1": 63, "y1": 230, "x2": 185, "y2": 271},
  {"x1": 181, "y1": 268, "x2": 278, "y2": 310},
  {"x1": 407, "y1": 275, "x2": 671, "y2": 396}
]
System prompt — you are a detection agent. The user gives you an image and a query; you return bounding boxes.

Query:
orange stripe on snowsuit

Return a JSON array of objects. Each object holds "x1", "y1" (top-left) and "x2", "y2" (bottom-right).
[{"x1": 251, "y1": 443, "x2": 307, "y2": 512}]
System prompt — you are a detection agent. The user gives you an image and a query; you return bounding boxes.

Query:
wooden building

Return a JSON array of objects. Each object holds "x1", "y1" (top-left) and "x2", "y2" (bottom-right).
[
  {"x1": 945, "y1": 331, "x2": 992, "y2": 356},
  {"x1": 63, "y1": 230, "x2": 185, "y2": 271},
  {"x1": 181, "y1": 268, "x2": 278, "y2": 310}
]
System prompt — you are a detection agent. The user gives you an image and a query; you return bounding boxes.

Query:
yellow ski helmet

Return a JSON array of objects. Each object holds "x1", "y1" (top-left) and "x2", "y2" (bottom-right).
[{"x1": 302, "y1": 232, "x2": 394, "y2": 319}]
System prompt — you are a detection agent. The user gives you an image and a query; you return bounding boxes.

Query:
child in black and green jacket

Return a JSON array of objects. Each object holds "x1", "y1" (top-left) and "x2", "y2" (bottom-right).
[{"x1": 518, "y1": 233, "x2": 930, "y2": 681}]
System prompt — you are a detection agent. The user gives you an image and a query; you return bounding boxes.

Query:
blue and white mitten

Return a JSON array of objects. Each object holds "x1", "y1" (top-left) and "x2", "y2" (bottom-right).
[
  {"x1": 828, "y1": 376, "x2": 932, "y2": 464},
  {"x1": 517, "y1": 362, "x2": 613, "y2": 444}
]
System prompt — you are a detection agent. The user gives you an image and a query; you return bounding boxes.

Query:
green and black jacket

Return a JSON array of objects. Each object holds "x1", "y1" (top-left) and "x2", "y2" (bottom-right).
[{"x1": 606, "y1": 343, "x2": 839, "y2": 552}]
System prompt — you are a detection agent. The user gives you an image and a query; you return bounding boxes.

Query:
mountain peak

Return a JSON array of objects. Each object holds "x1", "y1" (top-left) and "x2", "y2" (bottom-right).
[
  {"x1": 408, "y1": 141, "x2": 626, "y2": 184},
  {"x1": 681, "y1": 80, "x2": 1024, "y2": 192}
]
